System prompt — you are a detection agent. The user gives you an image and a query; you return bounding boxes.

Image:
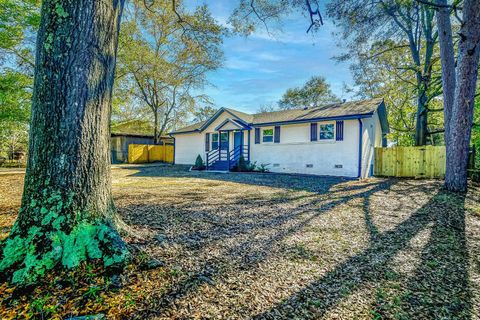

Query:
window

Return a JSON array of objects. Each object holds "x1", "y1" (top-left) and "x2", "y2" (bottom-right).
[
  {"x1": 262, "y1": 128, "x2": 274, "y2": 142},
  {"x1": 319, "y1": 123, "x2": 335, "y2": 140},
  {"x1": 212, "y1": 133, "x2": 219, "y2": 149},
  {"x1": 220, "y1": 132, "x2": 228, "y2": 149}
]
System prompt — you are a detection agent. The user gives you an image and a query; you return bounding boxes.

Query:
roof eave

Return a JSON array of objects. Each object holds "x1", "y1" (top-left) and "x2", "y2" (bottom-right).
[
  {"x1": 215, "y1": 118, "x2": 251, "y2": 131},
  {"x1": 199, "y1": 108, "x2": 250, "y2": 132},
  {"x1": 377, "y1": 100, "x2": 390, "y2": 134},
  {"x1": 169, "y1": 129, "x2": 200, "y2": 135},
  {"x1": 251, "y1": 112, "x2": 375, "y2": 127}
]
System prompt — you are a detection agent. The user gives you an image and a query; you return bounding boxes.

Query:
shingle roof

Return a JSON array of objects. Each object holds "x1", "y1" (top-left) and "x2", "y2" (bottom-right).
[
  {"x1": 225, "y1": 108, "x2": 254, "y2": 123},
  {"x1": 252, "y1": 98, "x2": 383, "y2": 124},
  {"x1": 171, "y1": 98, "x2": 385, "y2": 134},
  {"x1": 172, "y1": 120, "x2": 206, "y2": 133}
]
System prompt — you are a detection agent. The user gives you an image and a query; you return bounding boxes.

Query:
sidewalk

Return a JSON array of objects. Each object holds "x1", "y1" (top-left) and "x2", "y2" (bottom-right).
[
  {"x1": 0, "y1": 167, "x2": 25, "y2": 175},
  {"x1": 0, "y1": 162, "x2": 174, "y2": 175}
]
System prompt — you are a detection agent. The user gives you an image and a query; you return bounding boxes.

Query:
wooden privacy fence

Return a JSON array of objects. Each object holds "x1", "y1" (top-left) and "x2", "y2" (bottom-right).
[
  {"x1": 374, "y1": 146, "x2": 446, "y2": 178},
  {"x1": 128, "y1": 144, "x2": 174, "y2": 164}
]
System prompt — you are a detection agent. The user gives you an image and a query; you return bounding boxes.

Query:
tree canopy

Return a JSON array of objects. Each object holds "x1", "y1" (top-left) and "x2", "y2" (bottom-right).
[
  {"x1": 0, "y1": 0, "x2": 39, "y2": 159},
  {"x1": 327, "y1": 0, "x2": 440, "y2": 146},
  {"x1": 278, "y1": 76, "x2": 340, "y2": 109},
  {"x1": 115, "y1": 0, "x2": 224, "y2": 141}
]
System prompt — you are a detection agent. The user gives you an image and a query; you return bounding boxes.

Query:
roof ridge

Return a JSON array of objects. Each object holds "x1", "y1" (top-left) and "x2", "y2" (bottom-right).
[
  {"x1": 224, "y1": 107, "x2": 253, "y2": 116},
  {"x1": 252, "y1": 98, "x2": 383, "y2": 116}
]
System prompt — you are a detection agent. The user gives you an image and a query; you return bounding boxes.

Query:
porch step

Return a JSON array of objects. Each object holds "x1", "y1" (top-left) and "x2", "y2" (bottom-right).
[{"x1": 209, "y1": 160, "x2": 230, "y2": 171}]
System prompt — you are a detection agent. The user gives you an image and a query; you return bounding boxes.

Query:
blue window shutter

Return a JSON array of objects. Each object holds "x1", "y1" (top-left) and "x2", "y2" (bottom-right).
[
  {"x1": 254, "y1": 128, "x2": 260, "y2": 144},
  {"x1": 310, "y1": 123, "x2": 318, "y2": 141},
  {"x1": 205, "y1": 133, "x2": 210, "y2": 151},
  {"x1": 336, "y1": 121, "x2": 344, "y2": 141},
  {"x1": 274, "y1": 126, "x2": 280, "y2": 143}
]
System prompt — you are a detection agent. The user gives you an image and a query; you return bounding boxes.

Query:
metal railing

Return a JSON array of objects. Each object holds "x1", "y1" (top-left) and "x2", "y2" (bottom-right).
[
  {"x1": 206, "y1": 144, "x2": 249, "y2": 170},
  {"x1": 228, "y1": 145, "x2": 249, "y2": 169}
]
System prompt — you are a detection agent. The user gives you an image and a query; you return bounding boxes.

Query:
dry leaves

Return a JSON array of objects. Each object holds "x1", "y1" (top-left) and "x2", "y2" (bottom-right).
[{"x1": 1, "y1": 165, "x2": 479, "y2": 319}]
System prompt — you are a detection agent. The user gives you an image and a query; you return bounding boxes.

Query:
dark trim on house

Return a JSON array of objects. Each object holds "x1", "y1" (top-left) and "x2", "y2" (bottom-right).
[
  {"x1": 335, "y1": 120, "x2": 344, "y2": 141},
  {"x1": 198, "y1": 107, "x2": 225, "y2": 131},
  {"x1": 214, "y1": 118, "x2": 251, "y2": 131},
  {"x1": 310, "y1": 123, "x2": 317, "y2": 141},
  {"x1": 377, "y1": 100, "x2": 390, "y2": 135},
  {"x1": 251, "y1": 112, "x2": 374, "y2": 128},
  {"x1": 169, "y1": 129, "x2": 200, "y2": 135},
  {"x1": 274, "y1": 126, "x2": 280, "y2": 143},
  {"x1": 247, "y1": 129, "x2": 251, "y2": 161},
  {"x1": 172, "y1": 136, "x2": 176, "y2": 165},
  {"x1": 170, "y1": 104, "x2": 386, "y2": 136},
  {"x1": 199, "y1": 108, "x2": 248, "y2": 132},
  {"x1": 357, "y1": 119, "x2": 363, "y2": 178}
]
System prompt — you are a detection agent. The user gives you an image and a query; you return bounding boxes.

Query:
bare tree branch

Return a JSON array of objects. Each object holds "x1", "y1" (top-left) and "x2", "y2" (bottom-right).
[{"x1": 306, "y1": 0, "x2": 324, "y2": 33}]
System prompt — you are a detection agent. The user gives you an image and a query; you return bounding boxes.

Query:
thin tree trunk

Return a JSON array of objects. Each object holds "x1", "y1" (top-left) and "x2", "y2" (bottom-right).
[
  {"x1": 154, "y1": 108, "x2": 159, "y2": 144},
  {"x1": 415, "y1": 9, "x2": 436, "y2": 146},
  {"x1": 0, "y1": 0, "x2": 127, "y2": 284},
  {"x1": 415, "y1": 88, "x2": 429, "y2": 146},
  {"x1": 444, "y1": 0, "x2": 480, "y2": 192},
  {"x1": 436, "y1": 0, "x2": 456, "y2": 148}
]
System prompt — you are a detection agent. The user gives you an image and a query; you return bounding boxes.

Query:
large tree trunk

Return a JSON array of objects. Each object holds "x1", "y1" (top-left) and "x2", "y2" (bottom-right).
[
  {"x1": 0, "y1": 0, "x2": 127, "y2": 284},
  {"x1": 440, "y1": 0, "x2": 480, "y2": 192}
]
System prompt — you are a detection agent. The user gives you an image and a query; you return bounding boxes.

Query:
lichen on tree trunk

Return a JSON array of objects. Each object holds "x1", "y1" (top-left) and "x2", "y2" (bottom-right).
[{"x1": 0, "y1": 0, "x2": 128, "y2": 284}]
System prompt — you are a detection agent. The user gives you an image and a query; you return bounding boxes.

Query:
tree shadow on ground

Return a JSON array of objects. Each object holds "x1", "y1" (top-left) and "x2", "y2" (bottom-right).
[
  {"x1": 117, "y1": 166, "x2": 471, "y2": 319},
  {"x1": 125, "y1": 164, "x2": 360, "y2": 194},
  {"x1": 116, "y1": 175, "x2": 412, "y2": 317},
  {"x1": 253, "y1": 192, "x2": 471, "y2": 319},
  {"x1": 119, "y1": 177, "x2": 400, "y2": 255}
]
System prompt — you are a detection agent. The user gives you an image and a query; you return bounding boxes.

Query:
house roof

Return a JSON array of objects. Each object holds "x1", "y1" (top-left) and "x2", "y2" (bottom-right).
[
  {"x1": 252, "y1": 98, "x2": 384, "y2": 124},
  {"x1": 111, "y1": 119, "x2": 154, "y2": 135},
  {"x1": 171, "y1": 98, "x2": 388, "y2": 134},
  {"x1": 111, "y1": 132, "x2": 154, "y2": 139},
  {"x1": 172, "y1": 120, "x2": 207, "y2": 133}
]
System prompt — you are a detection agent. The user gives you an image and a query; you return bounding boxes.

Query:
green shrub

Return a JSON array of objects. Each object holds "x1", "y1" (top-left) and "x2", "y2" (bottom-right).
[
  {"x1": 246, "y1": 161, "x2": 257, "y2": 171},
  {"x1": 194, "y1": 154, "x2": 205, "y2": 170},
  {"x1": 232, "y1": 156, "x2": 256, "y2": 172},
  {"x1": 256, "y1": 163, "x2": 270, "y2": 173},
  {"x1": 235, "y1": 155, "x2": 248, "y2": 172}
]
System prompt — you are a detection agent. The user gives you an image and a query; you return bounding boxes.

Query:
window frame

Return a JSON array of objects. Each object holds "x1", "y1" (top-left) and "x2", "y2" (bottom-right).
[
  {"x1": 319, "y1": 122, "x2": 335, "y2": 141},
  {"x1": 220, "y1": 132, "x2": 228, "y2": 142},
  {"x1": 262, "y1": 127, "x2": 274, "y2": 143},
  {"x1": 211, "y1": 133, "x2": 219, "y2": 149}
]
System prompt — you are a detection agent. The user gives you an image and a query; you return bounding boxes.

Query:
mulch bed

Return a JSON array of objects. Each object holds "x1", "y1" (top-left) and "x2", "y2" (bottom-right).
[{"x1": 0, "y1": 165, "x2": 479, "y2": 319}]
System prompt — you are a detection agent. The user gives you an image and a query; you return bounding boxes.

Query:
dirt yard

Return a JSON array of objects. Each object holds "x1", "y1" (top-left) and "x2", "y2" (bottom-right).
[{"x1": 1, "y1": 165, "x2": 480, "y2": 319}]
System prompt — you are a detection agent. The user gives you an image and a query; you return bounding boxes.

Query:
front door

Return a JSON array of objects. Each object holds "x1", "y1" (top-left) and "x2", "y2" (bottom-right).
[{"x1": 234, "y1": 131, "x2": 243, "y2": 150}]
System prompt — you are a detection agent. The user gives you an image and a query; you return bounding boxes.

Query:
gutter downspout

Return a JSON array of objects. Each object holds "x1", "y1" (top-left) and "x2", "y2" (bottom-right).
[
  {"x1": 170, "y1": 135, "x2": 176, "y2": 165},
  {"x1": 358, "y1": 119, "x2": 363, "y2": 179}
]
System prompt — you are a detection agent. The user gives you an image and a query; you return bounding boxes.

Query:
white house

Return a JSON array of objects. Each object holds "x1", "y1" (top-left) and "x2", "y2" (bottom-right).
[{"x1": 170, "y1": 98, "x2": 389, "y2": 178}]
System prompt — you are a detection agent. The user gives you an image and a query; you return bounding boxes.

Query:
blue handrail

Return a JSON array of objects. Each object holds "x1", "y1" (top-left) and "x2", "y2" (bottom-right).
[{"x1": 207, "y1": 144, "x2": 249, "y2": 170}]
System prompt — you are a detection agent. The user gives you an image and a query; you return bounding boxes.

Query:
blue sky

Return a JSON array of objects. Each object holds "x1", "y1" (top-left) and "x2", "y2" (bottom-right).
[{"x1": 189, "y1": 1, "x2": 354, "y2": 114}]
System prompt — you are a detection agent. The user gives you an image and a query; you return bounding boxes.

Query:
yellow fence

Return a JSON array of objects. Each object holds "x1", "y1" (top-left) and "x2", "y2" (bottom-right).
[
  {"x1": 128, "y1": 144, "x2": 174, "y2": 164},
  {"x1": 374, "y1": 146, "x2": 446, "y2": 178}
]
